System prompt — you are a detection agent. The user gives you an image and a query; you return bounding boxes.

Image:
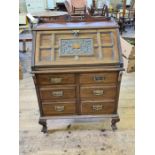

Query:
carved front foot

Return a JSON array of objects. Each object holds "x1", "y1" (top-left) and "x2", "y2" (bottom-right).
[
  {"x1": 39, "y1": 119, "x2": 47, "y2": 133},
  {"x1": 111, "y1": 117, "x2": 120, "y2": 131}
]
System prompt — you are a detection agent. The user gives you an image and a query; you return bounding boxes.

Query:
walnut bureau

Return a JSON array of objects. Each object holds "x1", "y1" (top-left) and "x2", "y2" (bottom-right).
[{"x1": 31, "y1": 20, "x2": 124, "y2": 133}]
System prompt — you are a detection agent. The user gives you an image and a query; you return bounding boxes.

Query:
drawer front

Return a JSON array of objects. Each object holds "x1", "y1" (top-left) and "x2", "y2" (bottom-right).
[
  {"x1": 42, "y1": 101, "x2": 76, "y2": 116},
  {"x1": 80, "y1": 85, "x2": 116, "y2": 99},
  {"x1": 39, "y1": 86, "x2": 76, "y2": 100},
  {"x1": 81, "y1": 101, "x2": 115, "y2": 114},
  {"x1": 80, "y1": 72, "x2": 118, "y2": 84},
  {"x1": 37, "y1": 74, "x2": 75, "y2": 85}
]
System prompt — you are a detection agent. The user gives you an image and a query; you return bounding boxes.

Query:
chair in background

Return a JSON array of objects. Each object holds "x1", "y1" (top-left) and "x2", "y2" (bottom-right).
[
  {"x1": 90, "y1": 0, "x2": 109, "y2": 17},
  {"x1": 117, "y1": 0, "x2": 135, "y2": 34},
  {"x1": 64, "y1": 0, "x2": 88, "y2": 16}
]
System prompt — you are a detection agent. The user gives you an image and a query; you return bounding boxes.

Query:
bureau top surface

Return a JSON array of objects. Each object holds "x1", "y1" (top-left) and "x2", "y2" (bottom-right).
[{"x1": 33, "y1": 21, "x2": 118, "y2": 30}]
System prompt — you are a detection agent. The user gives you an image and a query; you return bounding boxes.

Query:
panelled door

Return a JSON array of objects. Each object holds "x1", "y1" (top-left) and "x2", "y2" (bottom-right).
[{"x1": 26, "y1": 0, "x2": 46, "y2": 13}]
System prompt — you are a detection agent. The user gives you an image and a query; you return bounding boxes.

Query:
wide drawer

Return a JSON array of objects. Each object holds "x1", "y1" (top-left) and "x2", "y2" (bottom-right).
[
  {"x1": 39, "y1": 86, "x2": 76, "y2": 100},
  {"x1": 79, "y1": 72, "x2": 118, "y2": 84},
  {"x1": 81, "y1": 100, "x2": 115, "y2": 114},
  {"x1": 36, "y1": 74, "x2": 75, "y2": 85},
  {"x1": 42, "y1": 101, "x2": 76, "y2": 116},
  {"x1": 80, "y1": 85, "x2": 117, "y2": 99}
]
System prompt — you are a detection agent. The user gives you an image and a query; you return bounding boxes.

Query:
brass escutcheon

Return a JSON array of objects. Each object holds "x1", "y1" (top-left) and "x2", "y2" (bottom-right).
[{"x1": 72, "y1": 30, "x2": 80, "y2": 37}]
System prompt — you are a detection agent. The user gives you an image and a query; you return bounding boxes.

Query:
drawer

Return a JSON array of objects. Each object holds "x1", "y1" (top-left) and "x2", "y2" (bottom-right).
[
  {"x1": 80, "y1": 85, "x2": 116, "y2": 99},
  {"x1": 39, "y1": 86, "x2": 76, "y2": 100},
  {"x1": 42, "y1": 101, "x2": 76, "y2": 116},
  {"x1": 81, "y1": 100, "x2": 115, "y2": 114},
  {"x1": 80, "y1": 72, "x2": 118, "y2": 84},
  {"x1": 36, "y1": 74, "x2": 75, "y2": 85}
]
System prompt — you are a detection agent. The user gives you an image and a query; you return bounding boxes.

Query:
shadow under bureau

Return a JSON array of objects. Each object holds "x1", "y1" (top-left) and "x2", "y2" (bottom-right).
[{"x1": 31, "y1": 20, "x2": 124, "y2": 133}]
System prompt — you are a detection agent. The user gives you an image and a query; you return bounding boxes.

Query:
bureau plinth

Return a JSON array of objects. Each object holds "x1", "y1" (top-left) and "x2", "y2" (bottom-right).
[{"x1": 31, "y1": 20, "x2": 124, "y2": 133}]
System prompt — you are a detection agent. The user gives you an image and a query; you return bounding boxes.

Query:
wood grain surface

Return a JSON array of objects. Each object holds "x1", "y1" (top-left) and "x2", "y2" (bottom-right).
[
  {"x1": 39, "y1": 85, "x2": 76, "y2": 100},
  {"x1": 37, "y1": 73, "x2": 75, "y2": 85},
  {"x1": 42, "y1": 101, "x2": 76, "y2": 116}
]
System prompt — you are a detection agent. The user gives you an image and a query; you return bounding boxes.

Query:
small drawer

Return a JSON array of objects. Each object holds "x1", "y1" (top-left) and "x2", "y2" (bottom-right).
[
  {"x1": 39, "y1": 86, "x2": 76, "y2": 100},
  {"x1": 36, "y1": 74, "x2": 75, "y2": 85},
  {"x1": 80, "y1": 72, "x2": 118, "y2": 84},
  {"x1": 42, "y1": 101, "x2": 76, "y2": 116},
  {"x1": 81, "y1": 100, "x2": 115, "y2": 114},
  {"x1": 80, "y1": 85, "x2": 116, "y2": 99}
]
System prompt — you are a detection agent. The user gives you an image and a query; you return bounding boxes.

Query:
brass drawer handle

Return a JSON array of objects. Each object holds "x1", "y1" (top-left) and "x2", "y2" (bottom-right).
[
  {"x1": 52, "y1": 91, "x2": 63, "y2": 97},
  {"x1": 50, "y1": 77, "x2": 62, "y2": 84},
  {"x1": 94, "y1": 76, "x2": 105, "y2": 82},
  {"x1": 93, "y1": 90, "x2": 104, "y2": 96},
  {"x1": 92, "y1": 104, "x2": 103, "y2": 111},
  {"x1": 54, "y1": 106, "x2": 64, "y2": 112}
]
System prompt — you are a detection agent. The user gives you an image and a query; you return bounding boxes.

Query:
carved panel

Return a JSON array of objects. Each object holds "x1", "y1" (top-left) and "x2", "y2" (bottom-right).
[{"x1": 59, "y1": 38, "x2": 94, "y2": 56}]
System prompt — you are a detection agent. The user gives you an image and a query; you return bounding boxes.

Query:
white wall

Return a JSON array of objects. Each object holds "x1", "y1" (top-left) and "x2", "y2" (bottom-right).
[
  {"x1": 47, "y1": 0, "x2": 55, "y2": 9},
  {"x1": 25, "y1": 0, "x2": 47, "y2": 13},
  {"x1": 19, "y1": 0, "x2": 27, "y2": 13}
]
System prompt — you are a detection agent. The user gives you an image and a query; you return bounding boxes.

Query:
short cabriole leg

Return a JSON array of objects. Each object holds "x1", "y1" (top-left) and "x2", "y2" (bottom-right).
[
  {"x1": 39, "y1": 119, "x2": 47, "y2": 133},
  {"x1": 111, "y1": 117, "x2": 120, "y2": 131}
]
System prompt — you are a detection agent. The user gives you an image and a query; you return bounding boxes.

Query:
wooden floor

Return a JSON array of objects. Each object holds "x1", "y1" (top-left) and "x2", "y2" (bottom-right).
[{"x1": 19, "y1": 71, "x2": 135, "y2": 155}]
